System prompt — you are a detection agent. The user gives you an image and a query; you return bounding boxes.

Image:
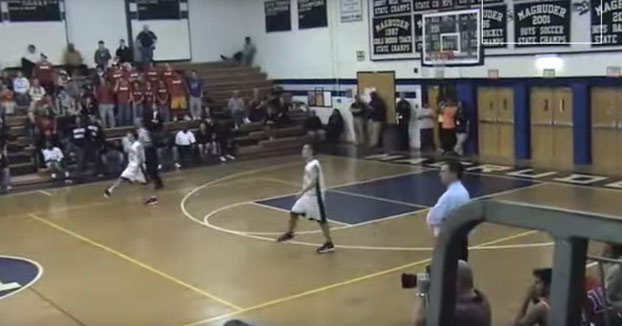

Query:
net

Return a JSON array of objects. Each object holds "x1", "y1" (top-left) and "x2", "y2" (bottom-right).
[{"x1": 429, "y1": 51, "x2": 454, "y2": 79}]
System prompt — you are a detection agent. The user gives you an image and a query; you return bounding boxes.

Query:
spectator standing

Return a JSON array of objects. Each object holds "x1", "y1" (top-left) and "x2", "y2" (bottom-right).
[
  {"x1": 156, "y1": 80, "x2": 170, "y2": 122},
  {"x1": 426, "y1": 161, "x2": 470, "y2": 260},
  {"x1": 187, "y1": 70, "x2": 204, "y2": 120},
  {"x1": 263, "y1": 106, "x2": 278, "y2": 140},
  {"x1": 79, "y1": 88, "x2": 97, "y2": 118},
  {"x1": 145, "y1": 62, "x2": 160, "y2": 87},
  {"x1": 215, "y1": 121, "x2": 236, "y2": 162},
  {"x1": 167, "y1": 72, "x2": 188, "y2": 121},
  {"x1": 326, "y1": 109, "x2": 344, "y2": 146},
  {"x1": 367, "y1": 92, "x2": 387, "y2": 148},
  {"x1": 28, "y1": 79, "x2": 46, "y2": 122},
  {"x1": 514, "y1": 268, "x2": 552, "y2": 326},
  {"x1": 143, "y1": 82, "x2": 155, "y2": 119},
  {"x1": 0, "y1": 84, "x2": 15, "y2": 116},
  {"x1": 161, "y1": 63, "x2": 174, "y2": 82},
  {"x1": 228, "y1": 90, "x2": 246, "y2": 129},
  {"x1": 304, "y1": 110, "x2": 324, "y2": 141},
  {"x1": 454, "y1": 104, "x2": 470, "y2": 156},
  {"x1": 130, "y1": 81, "x2": 145, "y2": 126},
  {"x1": 350, "y1": 94, "x2": 367, "y2": 146},
  {"x1": 137, "y1": 25, "x2": 158, "y2": 68},
  {"x1": 115, "y1": 39, "x2": 133, "y2": 64},
  {"x1": 396, "y1": 92, "x2": 412, "y2": 151},
  {"x1": 174, "y1": 128, "x2": 196, "y2": 169},
  {"x1": 0, "y1": 119, "x2": 11, "y2": 193},
  {"x1": 96, "y1": 80, "x2": 116, "y2": 128},
  {"x1": 54, "y1": 87, "x2": 78, "y2": 138},
  {"x1": 440, "y1": 100, "x2": 458, "y2": 155},
  {"x1": 42, "y1": 142, "x2": 70, "y2": 180},
  {"x1": 87, "y1": 116, "x2": 106, "y2": 177},
  {"x1": 417, "y1": 101, "x2": 436, "y2": 153},
  {"x1": 415, "y1": 260, "x2": 491, "y2": 326},
  {"x1": 12, "y1": 71, "x2": 30, "y2": 106},
  {"x1": 71, "y1": 115, "x2": 88, "y2": 177},
  {"x1": 21, "y1": 45, "x2": 40, "y2": 78},
  {"x1": 63, "y1": 43, "x2": 86, "y2": 76},
  {"x1": 34, "y1": 54, "x2": 56, "y2": 94},
  {"x1": 108, "y1": 63, "x2": 125, "y2": 84},
  {"x1": 65, "y1": 73, "x2": 81, "y2": 99},
  {"x1": 94, "y1": 41, "x2": 112, "y2": 69}
]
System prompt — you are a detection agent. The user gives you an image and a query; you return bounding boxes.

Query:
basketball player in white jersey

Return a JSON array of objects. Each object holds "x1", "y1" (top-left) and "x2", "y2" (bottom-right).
[
  {"x1": 103, "y1": 131, "x2": 157, "y2": 205},
  {"x1": 276, "y1": 143, "x2": 334, "y2": 254}
]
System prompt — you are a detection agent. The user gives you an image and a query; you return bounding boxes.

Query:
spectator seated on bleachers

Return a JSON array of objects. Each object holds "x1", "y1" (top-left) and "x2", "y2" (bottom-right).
[
  {"x1": 41, "y1": 141, "x2": 69, "y2": 181},
  {"x1": 0, "y1": 84, "x2": 16, "y2": 116},
  {"x1": 34, "y1": 95, "x2": 56, "y2": 136},
  {"x1": 55, "y1": 87, "x2": 79, "y2": 139},
  {"x1": 604, "y1": 243, "x2": 622, "y2": 319},
  {"x1": 303, "y1": 109, "x2": 324, "y2": 141},
  {"x1": 196, "y1": 121, "x2": 216, "y2": 161},
  {"x1": 12, "y1": 71, "x2": 30, "y2": 106},
  {"x1": 228, "y1": 90, "x2": 247, "y2": 129},
  {"x1": 220, "y1": 36, "x2": 256, "y2": 67},
  {"x1": 174, "y1": 128, "x2": 196, "y2": 169},
  {"x1": 247, "y1": 88, "x2": 266, "y2": 122},
  {"x1": 263, "y1": 106, "x2": 278, "y2": 140},
  {"x1": 28, "y1": 79, "x2": 46, "y2": 120}
]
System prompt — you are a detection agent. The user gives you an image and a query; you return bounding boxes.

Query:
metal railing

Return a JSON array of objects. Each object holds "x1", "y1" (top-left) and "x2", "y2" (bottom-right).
[{"x1": 426, "y1": 200, "x2": 622, "y2": 326}]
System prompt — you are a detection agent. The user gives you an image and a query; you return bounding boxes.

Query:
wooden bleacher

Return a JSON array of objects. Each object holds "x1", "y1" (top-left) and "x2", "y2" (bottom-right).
[{"x1": 3, "y1": 61, "x2": 312, "y2": 190}]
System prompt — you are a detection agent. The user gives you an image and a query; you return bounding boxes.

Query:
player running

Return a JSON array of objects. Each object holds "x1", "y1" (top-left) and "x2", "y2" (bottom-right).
[{"x1": 276, "y1": 143, "x2": 335, "y2": 254}]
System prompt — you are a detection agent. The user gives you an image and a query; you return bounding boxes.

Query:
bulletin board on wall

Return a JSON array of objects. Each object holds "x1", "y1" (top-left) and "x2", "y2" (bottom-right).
[
  {"x1": 0, "y1": 0, "x2": 68, "y2": 67},
  {"x1": 129, "y1": 0, "x2": 191, "y2": 61},
  {"x1": 368, "y1": 0, "x2": 622, "y2": 61},
  {"x1": 265, "y1": 0, "x2": 291, "y2": 32}
]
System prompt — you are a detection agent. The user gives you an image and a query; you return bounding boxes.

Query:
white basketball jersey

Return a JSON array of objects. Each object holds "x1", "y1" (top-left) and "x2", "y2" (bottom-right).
[
  {"x1": 128, "y1": 141, "x2": 145, "y2": 166},
  {"x1": 302, "y1": 159, "x2": 325, "y2": 197}
]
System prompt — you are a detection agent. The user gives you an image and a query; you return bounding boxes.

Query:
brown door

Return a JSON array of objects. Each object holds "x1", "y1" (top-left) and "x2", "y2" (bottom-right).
[
  {"x1": 497, "y1": 88, "x2": 515, "y2": 163},
  {"x1": 530, "y1": 88, "x2": 555, "y2": 168},
  {"x1": 591, "y1": 87, "x2": 619, "y2": 175},
  {"x1": 552, "y1": 88, "x2": 574, "y2": 170},
  {"x1": 357, "y1": 71, "x2": 396, "y2": 124},
  {"x1": 478, "y1": 87, "x2": 497, "y2": 160}
]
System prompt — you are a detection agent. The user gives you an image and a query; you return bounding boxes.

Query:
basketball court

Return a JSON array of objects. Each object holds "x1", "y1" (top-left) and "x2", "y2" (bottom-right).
[{"x1": 0, "y1": 153, "x2": 617, "y2": 325}]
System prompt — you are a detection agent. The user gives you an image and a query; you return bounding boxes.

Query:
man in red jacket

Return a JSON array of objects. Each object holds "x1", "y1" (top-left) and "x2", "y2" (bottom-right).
[
  {"x1": 96, "y1": 80, "x2": 116, "y2": 128},
  {"x1": 34, "y1": 54, "x2": 56, "y2": 94},
  {"x1": 167, "y1": 72, "x2": 188, "y2": 121}
]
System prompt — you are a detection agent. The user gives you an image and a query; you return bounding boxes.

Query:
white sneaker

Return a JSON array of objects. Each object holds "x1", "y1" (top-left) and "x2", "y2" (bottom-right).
[
  {"x1": 219, "y1": 156, "x2": 226, "y2": 162},
  {"x1": 51, "y1": 173, "x2": 57, "y2": 179},
  {"x1": 175, "y1": 163, "x2": 182, "y2": 169},
  {"x1": 158, "y1": 164, "x2": 162, "y2": 170},
  {"x1": 226, "y1": 155, "x2": 236, "y2": 160},
  {"x1": 64, "y1": 172, "x2": 70, "y2": 178}
]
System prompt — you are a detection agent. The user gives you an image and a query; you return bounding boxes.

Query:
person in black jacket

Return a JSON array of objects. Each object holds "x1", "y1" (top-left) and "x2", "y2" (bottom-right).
[
  {"x1": 454, "y1": 104, "x2": 469, "y2": 156},
  {"x1": 215, "y1": 120, "x2": 235, "y2": 162},
  {"x1": 115, "y1": 39, "x2": 133, "y2": 64},
  {"x1": 71, "y1": 115, "x2": 88, "y2": 177},
  {"x1": 196, "y1": 121, "x2": 215, "y2": 161},
  {"x1": 87, "y1": 116, "x2": 106, "y2": 176},
  {"x1": 0, "y1": 118, "x2": 13, "y2": 192},
  {"x1": 367, "y1": 92, "x2": 387, "y2": 148},
  {"x1": 304, "y1": 110, "x2": 324, "y2": 141},
  {"x1": 350, "y1": 94, "x2": 368, "y2": 146},
  {"x1": 396, "y1": 93, "x2": 412, "y2": 151}
]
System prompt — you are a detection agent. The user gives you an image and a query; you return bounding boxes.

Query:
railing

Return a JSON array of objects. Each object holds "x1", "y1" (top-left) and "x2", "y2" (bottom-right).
[{"x1": 427, "y1": 200, "x2": 622, "y2": 326}]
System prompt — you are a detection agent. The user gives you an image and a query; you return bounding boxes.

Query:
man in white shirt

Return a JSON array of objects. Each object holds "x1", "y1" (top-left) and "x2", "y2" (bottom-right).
[
  {"x1": 12, "y1": 71, "x2": 30, "y2": 106},
  {"x1": 174, "y1": 128, "x2": 196, "y2": 169},
  {"x1": 426, "y1": 160, "x2": 470, "y2": 260},
  {"x1": 42, "y1": 142, "x2": 70, "y2": 181}
]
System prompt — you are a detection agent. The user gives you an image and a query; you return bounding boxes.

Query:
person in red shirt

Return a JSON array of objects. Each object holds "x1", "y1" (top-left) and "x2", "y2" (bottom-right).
[
  {"x1": 167, "y1": 72, "x2": 188, "y2": 121},
  {"x1": 96, "y1": 80, "x2": 116, "y2": 128},
  {"x1": 34, "y1": 94, "x2": 56, "y2": 135},
  {"x1": 156, "y1": 80, "x2": 170, "y2": 122},
  {"x1": 124, "y1": 63, "x2": 139, "y2": 84},
  {"x1": 131, "y1": 81, "x2": 145, "y2": 125},
  {"x1": 108, "y1": 64, "x2": 125, "y2": 84},
  {"x1": 143, "y1": 82, "x2": 156, "y2": 117},
  {"x1": 145, "y1": 62, "x2": 160, "y2": 87},
  {"x1": 114, "y1": 77, "x2": 132, "y2": 126},
  {"x1": 34, "y1": 54, "x2": 56, "y2": 94},
  {"x1": 162, "y1": 63, "x2": 174, "y2": 82}
]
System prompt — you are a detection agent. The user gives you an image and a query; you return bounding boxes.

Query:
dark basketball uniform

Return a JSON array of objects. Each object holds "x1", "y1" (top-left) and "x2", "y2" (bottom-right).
[{"x1": 138, "y1": 127, "x2": 163, "y2": 190}]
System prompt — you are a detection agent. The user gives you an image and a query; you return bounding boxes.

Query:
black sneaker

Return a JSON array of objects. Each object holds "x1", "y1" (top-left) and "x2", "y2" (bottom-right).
[
  {"x1": 276, "y1": 232, "x2": 294, "y2": 242},
  {"x1": 317, "y1": 242, "x2": 335, "y2": 254},
  {"x1": 144, "y1": 196, "x2": 159, "y2": 206},
  {"x1": 104, "y1": 189, "x2": 112, "y2": 198}
]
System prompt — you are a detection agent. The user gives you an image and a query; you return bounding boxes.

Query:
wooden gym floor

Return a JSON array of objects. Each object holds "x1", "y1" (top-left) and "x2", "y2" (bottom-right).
[{"x1": 0, "y1": 154, "x2": 619, "y2": 326}]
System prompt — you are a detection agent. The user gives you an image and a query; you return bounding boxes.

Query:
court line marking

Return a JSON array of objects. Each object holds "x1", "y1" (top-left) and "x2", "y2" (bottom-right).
[
  {"x1": 38, "y1": 190, "x2": 53, "y2": 197},
  {"x1": 29, "y1": 287, "x2": 86, "y2": 326},
  {"x1": 204, "y1": 182, "x2": 547, "y2": 244},
  {"x1": 0, "y1": 255, "x2": 44, "y2": 302},
  {"x1": 26, "y1": 213, "x2": 243, "y2": 312},
  {"x1": 260, "y1": 177, "x2": 428, "y2": 209},
  {"x1": 182, "y1": 229, "x2": 542, "y2": 326}
]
